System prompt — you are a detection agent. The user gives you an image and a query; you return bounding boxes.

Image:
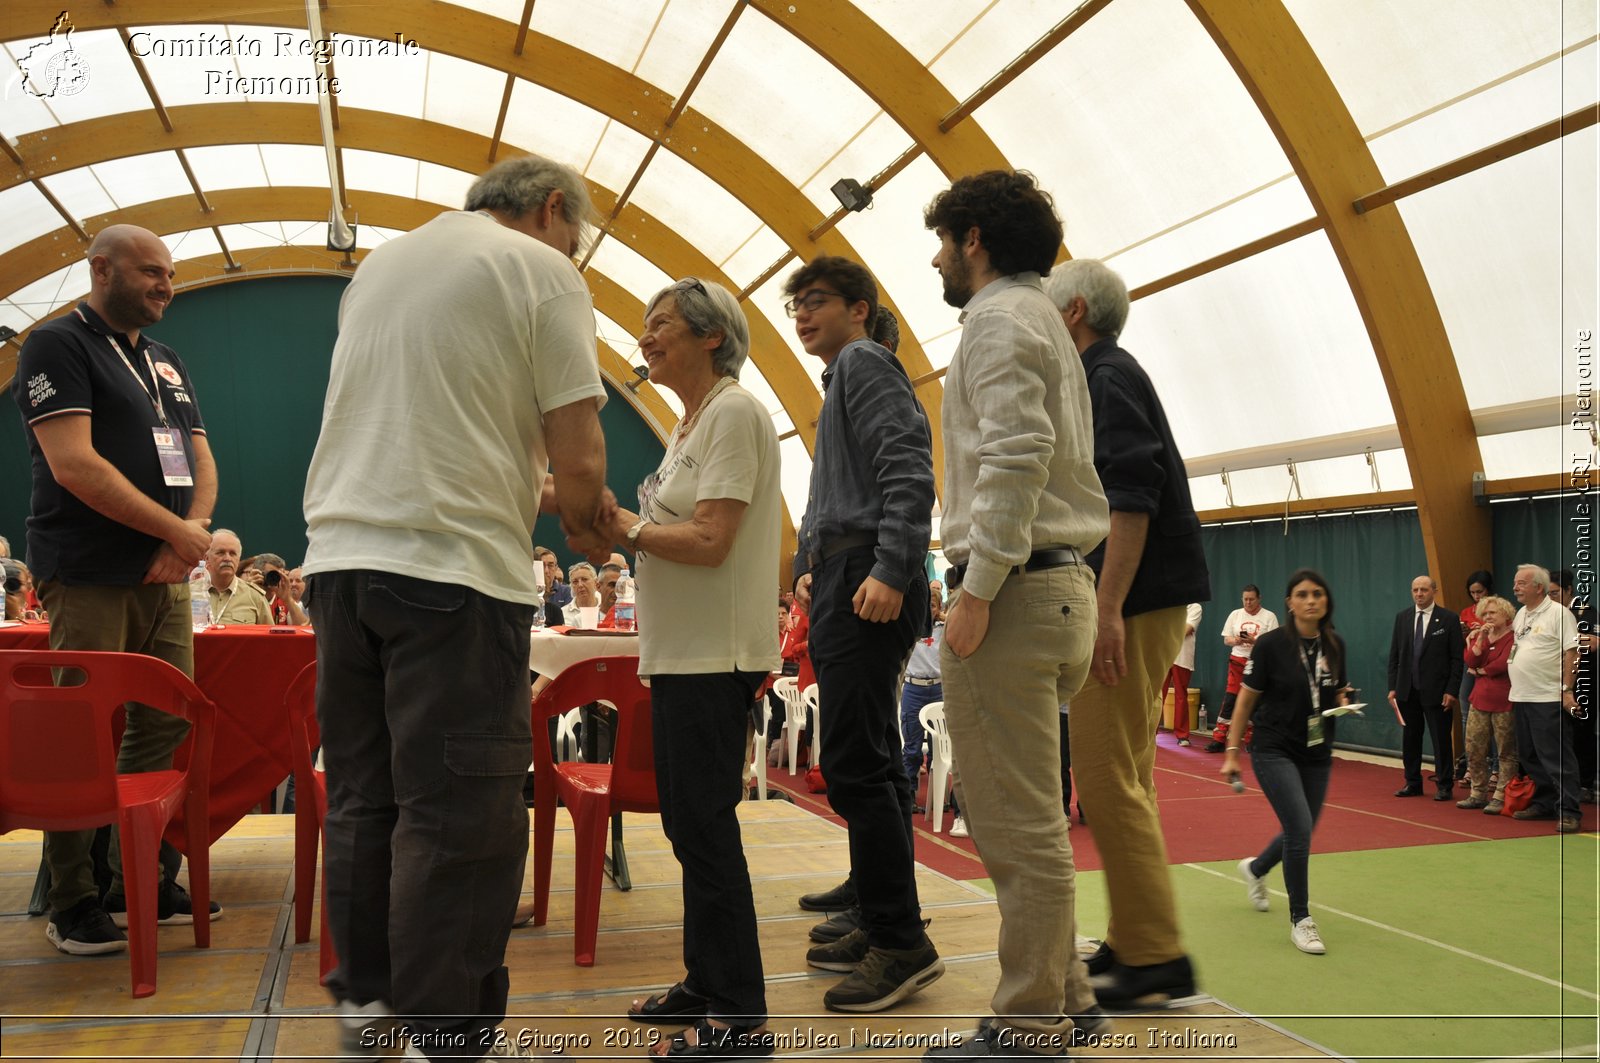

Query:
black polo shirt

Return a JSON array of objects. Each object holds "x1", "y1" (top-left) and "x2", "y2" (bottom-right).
[
  {"x1": 1240, "y1": 626, "x2": 1348, "y2": 761},
  {"x1": 10, "y1": 303, "x2": 206, "y2": 584}
]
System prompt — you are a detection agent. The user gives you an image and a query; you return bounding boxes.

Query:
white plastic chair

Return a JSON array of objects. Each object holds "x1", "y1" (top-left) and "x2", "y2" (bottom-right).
[
  {"x1": 771, "y1": 677, "x2": 807, "y2": 776},
  {"x1": 803, "y1": 683, "x2": 821, "y2": 772},
  {"x1": 918, "y1": 701, "x2": 953, "y2": 833},
  {"x1": 749, "y1": 685, "x2": 773, "y2": 801},
  {"x1": 554, "y1": 707, "x2": 583, "y2": 763}
]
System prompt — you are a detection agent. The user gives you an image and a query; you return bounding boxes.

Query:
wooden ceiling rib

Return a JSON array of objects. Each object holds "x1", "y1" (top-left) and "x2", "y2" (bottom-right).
[{"x1": 1187, "y1": 0, "x2": 1490, "y2": 598}]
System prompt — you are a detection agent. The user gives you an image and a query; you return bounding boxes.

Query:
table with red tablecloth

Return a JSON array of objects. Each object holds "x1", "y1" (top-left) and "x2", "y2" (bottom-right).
[{"x1": 0, "y1": 624, "x2": 316, "y2": 850}]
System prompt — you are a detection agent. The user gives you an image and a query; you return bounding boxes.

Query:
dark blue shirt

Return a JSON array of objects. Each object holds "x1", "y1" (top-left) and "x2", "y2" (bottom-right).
[
  {"x1": 10, "y1": 303, "x2": 206, "y2": 584},
  {"x1": 1080, "y1": 337, "x2": 1210, "y2": 617},
  {"x1": 794, "y1": 339, "x2": 933, "y2": 590}
]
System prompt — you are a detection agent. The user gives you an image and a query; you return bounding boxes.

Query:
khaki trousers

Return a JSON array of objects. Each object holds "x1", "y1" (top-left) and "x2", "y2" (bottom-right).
[
  {"x1": 1069, "y1": 605, "x2": 1187, "y2": 967},
  {"x1": 1465, "y1": 708, "x2": 1518, "y2": 801},
  {"x1": 36, "y1": 580, "x2": 195, "y2": 910},
  {"x1": 941, "y1": 564, "x2": 1096, "y2": 1049}
]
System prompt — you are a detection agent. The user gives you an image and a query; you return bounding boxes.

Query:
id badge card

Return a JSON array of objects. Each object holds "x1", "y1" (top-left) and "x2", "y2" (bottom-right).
[
  {"x1": 1306, "y1": 714, "x2": 1325, "y2": 747},
  {"x1": 152, "y1": 427, "x2": 193, "y2": 486}
]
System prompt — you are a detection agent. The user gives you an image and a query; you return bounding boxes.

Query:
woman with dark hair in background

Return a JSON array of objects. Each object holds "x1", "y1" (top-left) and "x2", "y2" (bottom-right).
[{"x1": 1222, "y1": 569, "x2": 1351, "y2": 956}]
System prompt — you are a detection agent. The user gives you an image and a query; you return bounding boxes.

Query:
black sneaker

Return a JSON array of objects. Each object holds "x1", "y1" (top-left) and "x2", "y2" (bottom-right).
[
  {"x1": 810, "y1": 905, "x2": 864, "y2": 943},
  {"x1": 105, "y1": 880, "x2": 224, "y2": 928},
  {"x1": 823, "y1": 936, "x2": 944, "y2": 1012},
  {"x1": 798, "y1": 878, "x2": 857, "y2": 913},
  {"x1": 807, "y1": 927, "x2": 869, "y2": 972},
  {"x1": 1203, "y1": 740, "x2": 1226, "y2": 753},
  {"x1": 1091, "y1": 954, "x2": 1198, "y2": 1010},
  {"x1": 46, "y1": 897, "x2": 127, "y2": 956}
]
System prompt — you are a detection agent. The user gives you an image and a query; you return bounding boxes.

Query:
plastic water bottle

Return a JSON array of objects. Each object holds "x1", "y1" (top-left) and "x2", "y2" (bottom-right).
[
  {"x1": 1198, "y1": 703, "x2": 1209, "y2": 733},
  {"x1": 530, "y1": 560, "x2": 546, "y2": 630},
  {"x1": 614, "y1": 570, "x2": 637, "y2": 631},
  {"x1": 189, "y1": 564, "x2": 212, "y2": 631}
]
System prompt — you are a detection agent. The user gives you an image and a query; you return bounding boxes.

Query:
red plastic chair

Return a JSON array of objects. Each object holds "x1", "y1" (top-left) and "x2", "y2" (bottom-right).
[
  {"x1": 528, "y1": 656, "x2": 655, "y2": 966},
  {"x1": 0, "y1": 649, "x2": 216, "y2": 998},
  {"x1": 286, "y1": 661, "x2": 337, "y2": 984}
]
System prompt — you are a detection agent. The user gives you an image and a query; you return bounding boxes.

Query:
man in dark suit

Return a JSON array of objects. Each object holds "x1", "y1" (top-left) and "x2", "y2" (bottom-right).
[{"x1": 1387, "y1": 575, "x2": 1466, "y2": 799}]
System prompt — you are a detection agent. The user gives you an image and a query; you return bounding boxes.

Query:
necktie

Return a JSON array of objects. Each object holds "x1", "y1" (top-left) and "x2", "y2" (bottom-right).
[{"x1": 1413, "y1": 610, "x2": 1426, "y2": 671}]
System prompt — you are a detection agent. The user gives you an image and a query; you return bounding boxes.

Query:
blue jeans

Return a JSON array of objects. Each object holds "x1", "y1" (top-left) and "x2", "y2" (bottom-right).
[
  {"x1": 900, "y1": 680, "x2": 943, "y2": 785},
  {"x1": 309, "y1": 570, "x2": 534, "y2": 1060},
  {"x1": 1246, "y1": 749, "x2": 1331, "y2": 924}
]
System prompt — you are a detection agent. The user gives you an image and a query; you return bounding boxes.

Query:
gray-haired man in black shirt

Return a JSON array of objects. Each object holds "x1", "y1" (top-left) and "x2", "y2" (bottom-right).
[{"x1": 786, "y1": 255, "x2": 941, "y2": 1013}]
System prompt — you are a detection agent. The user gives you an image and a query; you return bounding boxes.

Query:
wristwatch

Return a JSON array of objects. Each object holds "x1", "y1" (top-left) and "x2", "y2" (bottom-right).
[{"x1": 626, "y1": 518, "x2": 648, "y2": 549}]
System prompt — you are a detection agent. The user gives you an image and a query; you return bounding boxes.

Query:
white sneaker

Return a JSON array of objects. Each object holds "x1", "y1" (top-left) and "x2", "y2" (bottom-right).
[
  {"x1": 1290, "y1": 917, "x2": 1326, "y2": 955},
  {"x1": 948, "y1": 815, "x2": 969, "y2": 838},
  {"x1": 1238, "y1": 858, "x2": 1269, "y2": 912},
  {"x1": 338, "y1": 1000, "x2": 405, "y2": 1058}
]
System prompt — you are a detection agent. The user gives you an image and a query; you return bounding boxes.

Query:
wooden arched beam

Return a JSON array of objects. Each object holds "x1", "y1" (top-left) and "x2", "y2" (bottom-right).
[
  {"x1": 0, "y1": 179, "x2": 823, "y2": 444},
  {"x1": 9, "y1": 0, "x2": 944, "y2": 496},
  {"x1": 748, "y1": 0, "x2": 1011, "y2": 178},
  {"x1": 1187, "y1": 0, "x2": 1489, "y2": 601}
]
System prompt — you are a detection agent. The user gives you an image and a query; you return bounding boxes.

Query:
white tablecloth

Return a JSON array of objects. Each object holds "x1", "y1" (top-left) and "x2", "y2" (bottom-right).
[{"x1": 528, "y1": 627, "x2": 640, "y2": 678}]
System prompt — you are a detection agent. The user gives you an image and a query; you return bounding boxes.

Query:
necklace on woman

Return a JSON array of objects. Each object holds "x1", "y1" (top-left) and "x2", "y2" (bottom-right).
[{"x1": 674, "y1": 376, "x2": 734, "y2": 440}]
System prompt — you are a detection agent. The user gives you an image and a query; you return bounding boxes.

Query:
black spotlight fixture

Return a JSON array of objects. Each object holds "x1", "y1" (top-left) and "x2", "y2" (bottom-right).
[
  {"x1": 831, "y1": 177, "x2": 873, "y2": 213},
  {"x1": 624, "y1": 363, "x2": 650, "y2": 394}
]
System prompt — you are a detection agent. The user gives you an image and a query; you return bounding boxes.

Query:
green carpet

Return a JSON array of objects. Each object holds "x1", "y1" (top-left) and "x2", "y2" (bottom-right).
[{"x1": 1045, "y1": 834, "x2": 1599, "y2": 1061}]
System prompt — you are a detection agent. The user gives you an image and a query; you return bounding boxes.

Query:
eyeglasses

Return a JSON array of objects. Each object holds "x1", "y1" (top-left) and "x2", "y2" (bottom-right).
[
  {"x1": 784, "y1": 290, "x2": 846, "y2": 317},
  {"x1": 673, "y1": 278, "x2": 708, "y2": 298}
]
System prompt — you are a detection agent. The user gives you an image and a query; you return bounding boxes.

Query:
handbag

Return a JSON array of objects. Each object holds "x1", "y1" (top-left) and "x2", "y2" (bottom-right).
[
  {"x1": 1500, "y1": 774, "x2": 1536, "y2": 817},
  {"x1": 805, "y1": 763, "x2": 827, "y2": 794}
]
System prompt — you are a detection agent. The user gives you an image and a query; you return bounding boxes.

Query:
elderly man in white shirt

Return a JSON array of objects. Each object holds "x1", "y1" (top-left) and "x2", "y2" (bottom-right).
[{"x1": 1507, "y1": 564, "x2": 1583, "y2": 833}]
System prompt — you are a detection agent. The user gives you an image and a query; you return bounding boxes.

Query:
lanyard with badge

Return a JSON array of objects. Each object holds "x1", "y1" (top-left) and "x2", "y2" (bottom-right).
[
  {"x1": 84, "y1": 310, "x2": 193, "y2": 487},
  {"x1": 1300, "y1": 636, "x2": 1328, "y2": 746}
]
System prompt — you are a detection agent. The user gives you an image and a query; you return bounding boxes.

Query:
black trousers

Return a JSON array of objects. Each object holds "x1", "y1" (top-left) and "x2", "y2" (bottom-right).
[
  {"x1": 809, "y1": 546, "x2": 929, "y2": 951},
  {"x1": 309, "y1": 571, "x2": 534, "y2": 1060},
  {"x1": 1515, "y1": 700, "x2": 1582, "y2": 817},
  {"x1": 652, "y1": 671, "x2": 768, "y2": 1023},
  {"x1": 1399, "y1": 692, "x2": 1454, "y2": 789}
]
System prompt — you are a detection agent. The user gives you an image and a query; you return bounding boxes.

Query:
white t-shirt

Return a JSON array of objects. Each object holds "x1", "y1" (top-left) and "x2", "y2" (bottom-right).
[
  {"x1": 1508, "y1": 596, "x2": 1579, "y2": 702},
  {"x1": 302, "y1": 211, "x2": 605, "y2": 604},
  {"x1": 1223, "y1": 606, "x2": 1279, "y2": 659},
  {"x1": 635, "y1": 384, "x2": 781, "y2": 677},
  {"x1": 1174, "y1": 602, "x2": 1203, "y2": 670}
]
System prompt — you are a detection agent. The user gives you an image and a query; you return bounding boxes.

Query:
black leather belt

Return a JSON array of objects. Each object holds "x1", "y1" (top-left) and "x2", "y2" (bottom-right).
[
  {"x1": 805, "y1": 532, "x2": 876, "y2": 570},
  {"x1": 947, "y1": 547, "x2": 1082, "y2": 588}
]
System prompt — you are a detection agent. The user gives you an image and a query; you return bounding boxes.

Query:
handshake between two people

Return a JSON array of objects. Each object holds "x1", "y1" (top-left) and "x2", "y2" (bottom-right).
[{"x1": 554, "y1": 486, "x2": 643, "y2": 565}]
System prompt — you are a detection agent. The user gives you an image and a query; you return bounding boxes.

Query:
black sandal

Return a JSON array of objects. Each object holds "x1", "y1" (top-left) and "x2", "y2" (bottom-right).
[
  {"x1": 656, "y1": 1019, "x2": 774, "y2": 1058},
  {"x1": 627, "y1": 982, "x2": 711, "y2": 1024}
]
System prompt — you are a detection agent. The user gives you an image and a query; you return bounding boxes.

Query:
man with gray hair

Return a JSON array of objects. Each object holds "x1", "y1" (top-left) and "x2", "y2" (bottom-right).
[
  {"x1": 302, "y1": 152, "x2": 611, "y2": 1060},
  {"x1": 1045, "y1": 257, "x2": 1209, "y2": 1008},
  {"x1": 1508, "y1": 564, "x2": 1583, "y2": 833}
]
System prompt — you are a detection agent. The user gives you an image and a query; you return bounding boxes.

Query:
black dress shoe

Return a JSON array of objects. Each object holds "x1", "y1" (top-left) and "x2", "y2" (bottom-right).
[
  {"x1": 1092, "y1": 954, "x2": 1198, "y2": 1010},
  {"x1": 1432, "y1": 789, "x2": 1452, "y2": 801},
  {"x1": 1203, "y1": 740, "x2": 1226, "y2": 753},
  {"x1": 1083, "y1": 941, "x2": 1116, "y2": 976},
  {"x1": 810, "y1": 905, "x2": 864, "y2": 943},
  {"x1": 798, "y1": 878, "x2": 857, "y2": 913},
  {"x1": 1394, "y1": 786, "x2": 1423, "y2": 797}
]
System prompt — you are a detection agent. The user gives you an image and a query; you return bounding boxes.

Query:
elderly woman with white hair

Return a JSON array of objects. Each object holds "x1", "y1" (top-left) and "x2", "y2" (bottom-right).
[{"x1": 603, "y1": 278, "x2": 781, "y2": 1057}]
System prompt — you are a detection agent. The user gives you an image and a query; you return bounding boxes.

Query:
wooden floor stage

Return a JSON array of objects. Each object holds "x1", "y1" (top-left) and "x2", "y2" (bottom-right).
[{"x1": 0, "y1": 802, "x2": 1336, "y2": 1060}]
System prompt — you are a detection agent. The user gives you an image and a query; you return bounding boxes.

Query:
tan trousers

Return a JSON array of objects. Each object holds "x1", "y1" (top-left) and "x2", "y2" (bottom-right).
[
  {"x1": 1069, "y1": 605, "x2": 1187, "y2": 967},
  {"x1": 941, "y1": 564, "x2": 1097, "y2": 1050},
  {"x1": 1466, "y1": 708, "x2": 1519, "y2": 801}
]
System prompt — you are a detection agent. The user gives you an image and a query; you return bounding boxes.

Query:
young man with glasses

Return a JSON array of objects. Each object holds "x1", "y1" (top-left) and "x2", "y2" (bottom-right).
[{"x1": 784, "y1": 256, "x2": 942, "y2": 1013}]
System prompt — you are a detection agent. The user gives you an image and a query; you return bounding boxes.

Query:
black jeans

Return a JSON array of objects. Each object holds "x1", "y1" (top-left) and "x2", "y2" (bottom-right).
[
  {"x1": 309, "y1": 571, "x2": 534, "y2": 1060},
  {"x1": 809, "y1": 546, "x2": 929, "y2": 950},
  {"x1": 1248, "y1": 749, "x2": 1332, "y2": 924},
  {"x1": 1514, "y1": 700, "x2": 1581, "y2": 817},
  {"x1": 1399, "y1": 693, "x2": 1454, "y2": 788},
  {"x1": 652, "y1": 671, "x2": 768, "y2": 1024}
]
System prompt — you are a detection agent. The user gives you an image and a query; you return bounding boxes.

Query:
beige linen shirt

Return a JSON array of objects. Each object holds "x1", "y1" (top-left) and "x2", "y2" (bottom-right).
[
  {"x1": 208, "y1": 579, "x2": 272, "y2": 625},
  {"x1": 940, "y1": 273, "x2": 1109, "y2": 601}
]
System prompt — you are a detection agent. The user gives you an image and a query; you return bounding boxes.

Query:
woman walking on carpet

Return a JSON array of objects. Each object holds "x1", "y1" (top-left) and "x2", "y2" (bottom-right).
[{"x1": 1221, "y1": 568, "x2": 1352, "y2": 955}]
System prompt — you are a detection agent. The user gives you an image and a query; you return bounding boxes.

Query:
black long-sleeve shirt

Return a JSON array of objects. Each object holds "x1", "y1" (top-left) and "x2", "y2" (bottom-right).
[{"x1": 793, "y1": 339, "x2": 933, "y2": 590}]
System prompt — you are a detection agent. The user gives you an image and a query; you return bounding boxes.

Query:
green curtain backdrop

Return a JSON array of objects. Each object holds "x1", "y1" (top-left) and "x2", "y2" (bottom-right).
[{"x1": 0, "y1": 275, "x2": 664, "y2": 576}]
